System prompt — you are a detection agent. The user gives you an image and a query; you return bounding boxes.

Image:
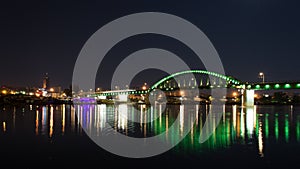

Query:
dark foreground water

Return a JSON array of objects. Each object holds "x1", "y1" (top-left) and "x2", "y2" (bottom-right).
[{"x1": 0, "y1": 103, "x2": 300, "y2": 168}]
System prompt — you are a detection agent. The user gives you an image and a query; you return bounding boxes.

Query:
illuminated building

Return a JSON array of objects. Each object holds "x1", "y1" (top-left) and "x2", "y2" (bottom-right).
[{"x1": 42, "y1": 73, "x2": 50, "y2": 90}]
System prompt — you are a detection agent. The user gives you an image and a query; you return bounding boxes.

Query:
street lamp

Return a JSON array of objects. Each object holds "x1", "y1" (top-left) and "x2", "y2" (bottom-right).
[
  {"x1": 259, "y1": 72, "x2": 265, "y2": 83},
  {"x1": 142, "y1": 82, "x2": 147, "y2": 90}
]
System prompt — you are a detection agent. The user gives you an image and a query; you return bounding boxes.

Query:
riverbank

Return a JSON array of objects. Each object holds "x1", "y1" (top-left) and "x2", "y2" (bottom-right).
[
  {"x1": 0, "y1": 94, "x2": 72, "y2": 106},
  {"x1": 2, "y1": 94, "x2": 300, "y2": 106}
]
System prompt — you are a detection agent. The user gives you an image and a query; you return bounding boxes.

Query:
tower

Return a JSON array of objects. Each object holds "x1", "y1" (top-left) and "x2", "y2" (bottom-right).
[{"x1": 42, "y1": 73, "x2": 50, "y2": 90}]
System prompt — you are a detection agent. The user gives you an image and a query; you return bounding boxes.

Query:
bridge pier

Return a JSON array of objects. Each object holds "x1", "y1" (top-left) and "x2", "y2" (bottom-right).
[{"x1": 242, "y1": 89, "x2": 254, "y2": 107}]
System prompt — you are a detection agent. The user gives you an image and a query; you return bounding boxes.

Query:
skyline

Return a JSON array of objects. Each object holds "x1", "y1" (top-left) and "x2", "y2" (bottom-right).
[{"x1": 1, "y1": 0, "x2": 300, "y2": 89}]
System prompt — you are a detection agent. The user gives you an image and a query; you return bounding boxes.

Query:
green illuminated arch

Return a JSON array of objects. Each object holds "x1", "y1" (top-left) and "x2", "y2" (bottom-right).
[{"x1": 149, "y1": 70, "x2": 241, "y2": 91}]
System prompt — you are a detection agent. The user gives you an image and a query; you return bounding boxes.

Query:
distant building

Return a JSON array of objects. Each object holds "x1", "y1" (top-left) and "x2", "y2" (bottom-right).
[
  {"x1": 42, "y1": 73, "x2": 50, "y2": 90},
  {"x1": 49, "y1": 86, "x2": 62, "y2": 98}
]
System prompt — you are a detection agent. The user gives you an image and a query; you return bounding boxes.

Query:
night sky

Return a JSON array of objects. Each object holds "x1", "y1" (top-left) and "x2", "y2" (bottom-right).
[{"x1": 1, "y1": 0, "x2": 300, "y2": 90}]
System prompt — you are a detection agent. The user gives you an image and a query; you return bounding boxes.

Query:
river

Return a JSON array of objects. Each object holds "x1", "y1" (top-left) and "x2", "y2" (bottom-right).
[{"x1": 0, "y1": 103, "x2": 299, "y2": 168}]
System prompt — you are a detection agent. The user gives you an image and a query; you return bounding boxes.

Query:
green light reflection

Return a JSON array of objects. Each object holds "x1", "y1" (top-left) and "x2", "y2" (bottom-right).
[
  {"x1": 297, "y1": 116, "x2": 300, "y2": 142},
  {"x1": 275, "y1": 114, "x2": 279, "y2": 141},
  {"x1": 285, "y1": 115, "x2": 289, "y2": 142},
  {"x1": 147, "y1": 105, "x2": 296, "y2": 156},
  {"x1": 265, "y1": 114, "x2": 269, "y2": 139}
]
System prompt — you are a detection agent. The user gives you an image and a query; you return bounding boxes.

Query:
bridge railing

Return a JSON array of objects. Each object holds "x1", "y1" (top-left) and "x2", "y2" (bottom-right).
[{"x1": 244, "y1": 82, "x2": 300, "y2": 90}]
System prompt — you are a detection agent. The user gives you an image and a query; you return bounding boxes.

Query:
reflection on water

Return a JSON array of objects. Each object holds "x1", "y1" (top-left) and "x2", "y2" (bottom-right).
[
  {"x1": 2, "y1": 121, "x2": 6, "y2": 132},
  {"x1": 1, "y1": 104, "x2": 300, "y2": 159},
  {"x1": 35, "y1": 110, "x2": 38, "y2": 135},
  {"x1": 72, "y1": 103, "x2": 300, "y2": 157},
  {"x1": 258, "y1": 120, "x2": 264, "y2": 157}
]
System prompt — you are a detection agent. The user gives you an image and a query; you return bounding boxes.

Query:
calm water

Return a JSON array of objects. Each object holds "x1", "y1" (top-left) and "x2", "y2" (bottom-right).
[{"x1": 1, "y1": 103, "x2": 300, "y2": 168}]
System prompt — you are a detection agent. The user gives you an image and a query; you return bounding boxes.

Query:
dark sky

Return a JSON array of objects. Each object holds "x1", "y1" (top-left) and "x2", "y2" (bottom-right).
[{"x1": 1, "y1": 0, "x2": 300, "y2": 89}]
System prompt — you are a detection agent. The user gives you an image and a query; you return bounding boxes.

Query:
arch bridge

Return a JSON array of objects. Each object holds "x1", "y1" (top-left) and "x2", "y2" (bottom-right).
[{"x1": 86, "y1": 70, "x2": 300, "y2": 106}]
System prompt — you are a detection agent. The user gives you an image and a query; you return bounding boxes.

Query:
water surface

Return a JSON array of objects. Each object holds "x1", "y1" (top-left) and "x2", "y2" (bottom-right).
[{"x1": 0, "y1": 104, "x2": 299, "y2": 168}]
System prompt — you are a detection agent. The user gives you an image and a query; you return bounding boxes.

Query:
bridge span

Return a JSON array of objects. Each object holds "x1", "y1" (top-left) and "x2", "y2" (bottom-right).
[{"x1": 75, "y1": 70, "x2": 300, "y2": 106}]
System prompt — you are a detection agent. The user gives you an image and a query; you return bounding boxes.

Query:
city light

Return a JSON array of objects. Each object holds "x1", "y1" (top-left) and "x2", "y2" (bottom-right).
[
  {"x1": 1, "y1": 90, "x2": 7, "y2": 95},
  {"x1": 264, "y1": 84, "x2": 270, "y2": 89},
  {"x1": 284, "y1": 84, "x2": 291, "y2": 89}
]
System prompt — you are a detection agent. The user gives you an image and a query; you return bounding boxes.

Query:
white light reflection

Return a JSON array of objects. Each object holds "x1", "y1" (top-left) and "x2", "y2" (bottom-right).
[
  {"x1": 143, "y1": 105, "x2": 147, "y2": 137},
  {"x1": 290, "y1": 105, "x2": 293, "y2": 121},
  {"x1": 191, "y1": 104, "x2": 198, "y2": 144},
  {"x1": 89, "y1": 106, "x2": 93, "y2": 135},
  {"x1": 98, "y1": 104, "x2": 107, "y2": 131},
  {"x1": 79, "y1": 105, "x2": 83, "y2": 126},
  {"x1": 140, "y1": 105, "x2": 143, "y2": 128},
  {"x1": 195, "y1": 104, "x2": 199, "y2": 126},
  {"x1": 49, "y1": 106, "x2": 54, "y2": 138},
  {"x1": 3, "y1": 122, "x2": 6, "y2": 132},
  {"x1": 246, "y1": 106, "x2": 254, "y2": 138},
  {"x1": 118, "y1": 104, "x2": 128, "y2": 131},
  {"x1": 180, "y1": 105, "x2": 184, "y2": 136},
  {"x1": 62, "y1": 104, "x2": 65, "y2": 134},
  {"x1": 258, "y1": 121, "x2": 264, "y2": 157},
  {"x1": 165, "y1": 110, "x2": 169, "y2": 140},
  {"x1": 240, "y1": 108, "x2": 245, "y2": 139},
  {"x1": 159, "y1": 104, "x2": 162, "y2": 128},
  {"x1": 35, "y1": 110, "x2": 39, "y2": 135},
  {"x1": 71, "y1": 105, "x2": 75, "y2": 132},
  {"x1": 254, "y1": 105, "x2": 257, "y2": 131},
  {"x1": 232, "y1": 105, "x2": 237, "y2": 129},
  {"x1": 114, "y1": 106, "x2": 118, "y2": 129},
  {"x1": 42, "y1": 106, "x2": 47, "y2": 135},
  {"x1": 223, "y1": 104, "x2": 226, "y2": 123}
]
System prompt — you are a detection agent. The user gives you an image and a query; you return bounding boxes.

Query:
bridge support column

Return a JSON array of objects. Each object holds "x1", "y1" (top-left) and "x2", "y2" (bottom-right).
[
  {"x1": 116, "y1": 94, "x2": 128, "y2": 102},
  {"x1": 98, "y1": 95, "x2": 107, "y2": 100},
  {"x1": 242, "y1": 89, "x2": 254, "y2": 107}
]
